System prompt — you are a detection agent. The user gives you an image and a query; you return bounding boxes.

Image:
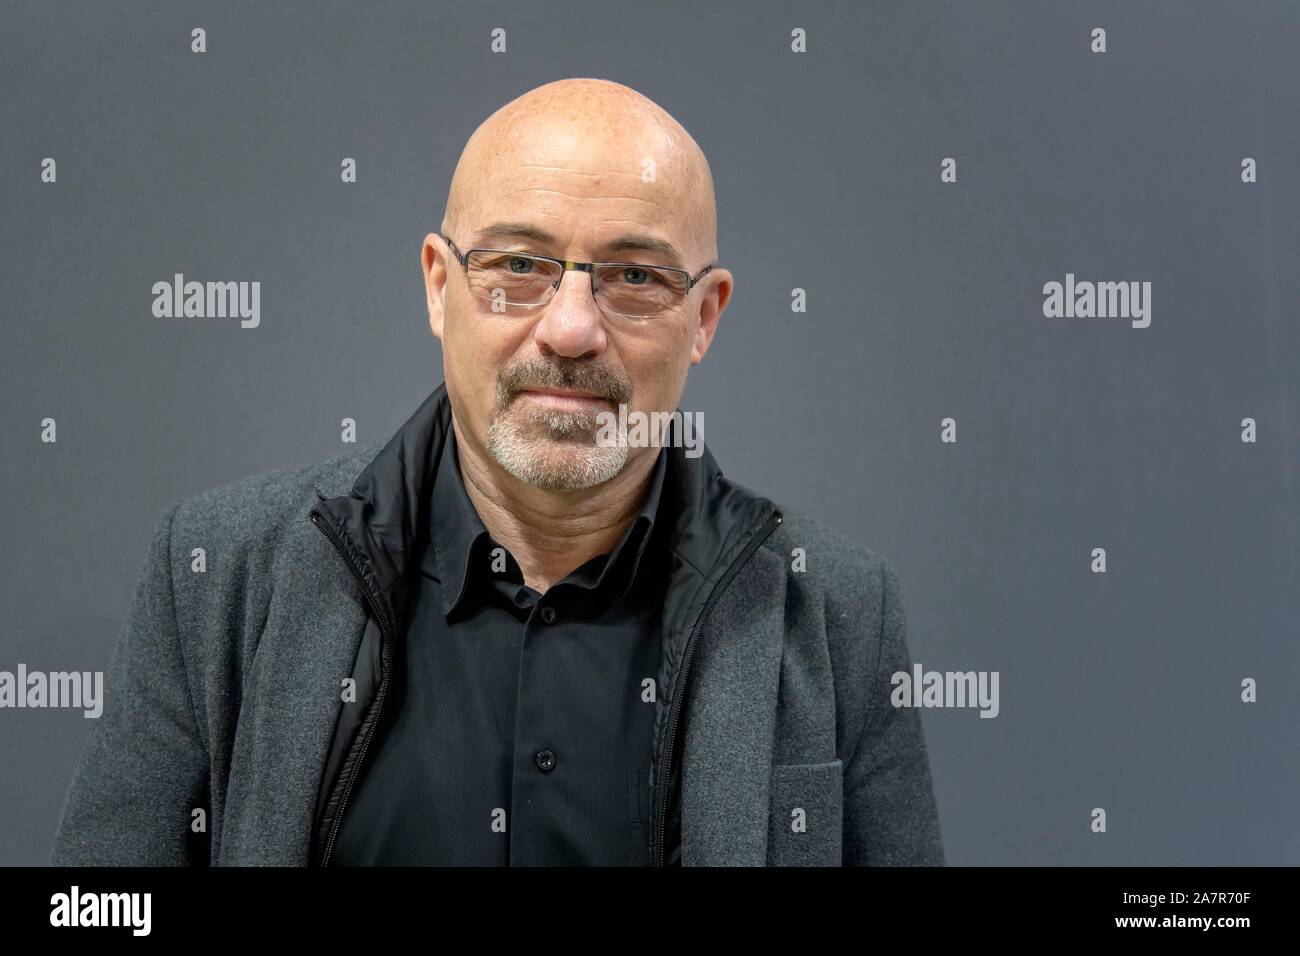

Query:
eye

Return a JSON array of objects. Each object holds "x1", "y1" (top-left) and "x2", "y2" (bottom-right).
[
  {"x1": 508, "y1": 257, "x2": 534, "y2": 274},
  {"x1": 622, "y1": 267, "x2": 654, "y2": 285}
]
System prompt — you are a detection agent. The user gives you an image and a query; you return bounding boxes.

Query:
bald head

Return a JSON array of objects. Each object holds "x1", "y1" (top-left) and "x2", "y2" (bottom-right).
[{"x1": 442, "y1": 78, "x2": 718, "y2": 270}]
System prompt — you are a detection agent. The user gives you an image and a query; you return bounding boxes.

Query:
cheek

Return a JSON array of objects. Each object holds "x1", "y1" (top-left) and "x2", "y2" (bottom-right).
[
  {"x1": 442, "y1": 310, "x2": 487, "y2": 402},
  {"x1": 627, "y1": 343, "x2": 690, "y2": 409},
  {"x1": 444, "y1": 308, "x2": 529, "y2": 400},
  {"x1": 444, "y1": 300, "x2": 492, "y2": 365}
]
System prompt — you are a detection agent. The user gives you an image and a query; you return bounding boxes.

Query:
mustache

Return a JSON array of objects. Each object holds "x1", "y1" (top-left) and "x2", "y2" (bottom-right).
[{"x1": 497, "y1": 359, "x2": 633, "y2": 405}]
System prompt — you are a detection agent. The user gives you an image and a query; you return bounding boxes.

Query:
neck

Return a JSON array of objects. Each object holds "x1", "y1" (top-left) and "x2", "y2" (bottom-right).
[{"x1": 451, "y1": 418, "x2": 657, "y2": 592}]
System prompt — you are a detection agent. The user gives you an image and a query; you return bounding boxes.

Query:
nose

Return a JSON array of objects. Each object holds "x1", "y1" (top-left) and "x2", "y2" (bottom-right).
[{"x1": 532, "y1": 266, "x2": 608, "y2": 359}]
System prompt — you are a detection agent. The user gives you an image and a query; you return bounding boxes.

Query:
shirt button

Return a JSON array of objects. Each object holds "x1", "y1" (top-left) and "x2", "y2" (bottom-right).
[
  {"x1": 539, "y1": 605, "x2": 557, "y2": 625},
  {"x1": 535, "y1": 749, "x2": 556, "y2": 772}
]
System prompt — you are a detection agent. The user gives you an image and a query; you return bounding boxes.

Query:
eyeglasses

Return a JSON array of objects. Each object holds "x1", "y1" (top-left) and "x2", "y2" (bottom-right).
[{"x1": 438, "y1": 234, "x2": 716, "y2": 320}]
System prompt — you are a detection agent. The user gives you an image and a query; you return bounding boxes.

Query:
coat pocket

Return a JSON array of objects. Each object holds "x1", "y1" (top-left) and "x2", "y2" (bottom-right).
[{"x1": 766, "y1": 759, "x2": 844, "y2": 866}]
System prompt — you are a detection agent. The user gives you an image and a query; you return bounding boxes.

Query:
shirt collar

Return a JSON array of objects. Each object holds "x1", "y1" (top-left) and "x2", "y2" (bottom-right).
[{"x1": 429, "y1": 424, "x2": 668, "y2": 617}]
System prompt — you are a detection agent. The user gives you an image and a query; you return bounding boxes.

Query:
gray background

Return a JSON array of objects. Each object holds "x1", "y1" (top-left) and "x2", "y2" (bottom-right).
[{"x1": 2, "y1": 0, "x2": 1296, "y2": 866}]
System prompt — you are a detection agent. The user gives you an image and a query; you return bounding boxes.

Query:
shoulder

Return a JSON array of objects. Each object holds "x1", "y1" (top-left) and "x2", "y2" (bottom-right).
[
  {"x1": 168, "y1": 438, "x2": 386, "y2": 541},
  {"x1": 762, "y1": 511, "x2": 901, "y2": 616},
  {"x1": 759, "y1": 511, "x2": 910, "y2": 695},
  {"x1": 161, "y1": 439, "x2": 387, "y2": 572}
]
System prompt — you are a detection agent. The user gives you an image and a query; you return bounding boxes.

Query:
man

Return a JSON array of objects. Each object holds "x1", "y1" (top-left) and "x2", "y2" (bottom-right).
[{"x1": 52, "y1": 77, "x2": 943, "y2": 866}]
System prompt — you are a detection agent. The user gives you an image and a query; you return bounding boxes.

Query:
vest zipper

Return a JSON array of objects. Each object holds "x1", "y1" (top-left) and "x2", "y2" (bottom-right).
[
  {"x1": 310, "y1": 509, "x2": 394, "y2": 867},
  {"x1": 652, "y1": 507, "x2": 783, "y2": 866}
]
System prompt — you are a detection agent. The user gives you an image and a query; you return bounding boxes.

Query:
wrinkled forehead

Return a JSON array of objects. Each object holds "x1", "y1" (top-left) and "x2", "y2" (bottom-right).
[{"x1": 450, "y1": 113, "x2": 712, "y2": 266}]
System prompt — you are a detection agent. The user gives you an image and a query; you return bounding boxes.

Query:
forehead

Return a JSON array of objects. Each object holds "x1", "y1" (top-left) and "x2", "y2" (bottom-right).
[{"x1": 458, "y1": 117, "x2": 704, "y2": 263}]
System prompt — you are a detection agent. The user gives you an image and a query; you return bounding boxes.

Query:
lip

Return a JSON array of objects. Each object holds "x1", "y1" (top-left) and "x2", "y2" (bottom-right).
[{"x1": 518, "y1": 388, "x2": 610, "y2": 409}]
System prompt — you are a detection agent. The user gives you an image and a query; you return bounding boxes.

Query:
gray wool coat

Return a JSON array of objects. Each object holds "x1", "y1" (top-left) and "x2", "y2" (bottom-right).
[{"x1": 51, "y1": 394, "x2": 944, "y2": 867}]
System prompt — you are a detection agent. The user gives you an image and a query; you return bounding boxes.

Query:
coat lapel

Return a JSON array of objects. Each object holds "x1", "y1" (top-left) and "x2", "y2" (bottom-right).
[
  {"x1": 678, "y1": 545, "x2": 787, "y2": 865},
  {"x1": 216, "y1": 495, "x2": 373, "y2": 865}
]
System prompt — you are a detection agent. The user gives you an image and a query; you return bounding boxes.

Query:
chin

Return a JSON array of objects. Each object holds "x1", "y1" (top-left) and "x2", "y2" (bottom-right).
[{"x1": 488, "y1": 426, "x2": 629, "y2": 492}]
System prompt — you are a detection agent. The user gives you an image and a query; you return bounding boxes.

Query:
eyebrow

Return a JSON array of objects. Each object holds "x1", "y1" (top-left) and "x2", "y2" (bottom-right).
[{"x1": 470, "y1": 221, "x2": 687, "y2": 270}]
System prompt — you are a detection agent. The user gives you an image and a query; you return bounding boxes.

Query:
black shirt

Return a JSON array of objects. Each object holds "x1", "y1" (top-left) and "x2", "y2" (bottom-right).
[{"x1": 331, "y1": 427, "x2": 669, "y2": 865}]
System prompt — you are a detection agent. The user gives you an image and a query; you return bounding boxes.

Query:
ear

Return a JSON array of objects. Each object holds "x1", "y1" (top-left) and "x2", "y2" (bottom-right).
[
  {"x1": 422, "y1": 233, "x2": 448, "y2": 340},
  {"x1": 689, "y1": 268, "x2": 733, "y2": 365}
]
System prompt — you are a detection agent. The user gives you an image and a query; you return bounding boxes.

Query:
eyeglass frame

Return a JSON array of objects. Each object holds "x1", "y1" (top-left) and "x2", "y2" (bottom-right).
[{"x1": 435, "y1": 233, "x2": 717, "y2": 318}]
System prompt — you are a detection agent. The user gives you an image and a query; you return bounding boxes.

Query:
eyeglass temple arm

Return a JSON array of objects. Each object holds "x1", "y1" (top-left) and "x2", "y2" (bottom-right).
[
  {"x1": 436, "y1": 234, "x2": 467, "y2": 268},
  {"x1": 688, "y1": 264, "x2": 715, "y2": 289}
]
